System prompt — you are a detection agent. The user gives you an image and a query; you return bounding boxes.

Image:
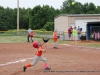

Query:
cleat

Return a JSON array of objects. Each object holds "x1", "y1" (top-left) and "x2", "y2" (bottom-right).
[
  {"x1": 45, "y1": 67, "x2": 51, "y2": 70},
  {"x1": 54, "y1": 47, "x2": 56, "y2": 48},
  {"x1": 23, "y1": 66, "x2": 27, "y2": 72},
  {"x1": 54, "y1": 47, "x2": 59, "y2": 49}
]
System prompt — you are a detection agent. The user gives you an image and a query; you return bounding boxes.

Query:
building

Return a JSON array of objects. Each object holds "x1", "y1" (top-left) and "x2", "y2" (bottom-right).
[
  {"x1": 54, "y1": 14, "x2": 100, "y2": 32},
  {"x1": 54, "y1": 14, "x2": 100, "y2": 40}
]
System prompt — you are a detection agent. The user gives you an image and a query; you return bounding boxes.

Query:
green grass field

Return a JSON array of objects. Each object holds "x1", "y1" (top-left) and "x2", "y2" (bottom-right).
[
  {"x1": 0, "y1": 36, "x2": 100, "y2": 48},
  {"x1": 0, "y1": 36, "x2": 67, "y2": 44},
  {"x1": 85, "y1": 44, "x2": 100, "y2": 48}
]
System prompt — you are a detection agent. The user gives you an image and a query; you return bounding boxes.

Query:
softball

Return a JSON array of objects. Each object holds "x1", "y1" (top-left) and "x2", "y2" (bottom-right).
[{"x1": 72, "y1": 2, "x2": 75, "y2": 5}]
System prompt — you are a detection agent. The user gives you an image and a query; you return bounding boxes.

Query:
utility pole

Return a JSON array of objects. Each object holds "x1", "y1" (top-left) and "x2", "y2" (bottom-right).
[{"x1": 17, "y1": 0, "x2": 19, "y2": 35}]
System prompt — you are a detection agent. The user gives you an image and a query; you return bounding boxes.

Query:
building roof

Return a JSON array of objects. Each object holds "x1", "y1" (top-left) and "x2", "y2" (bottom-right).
[
  {"x1": 86, "y1": 20, "x2": 100, "y2": 24},
  {"x1": 86, "y1": 20, "x2": 100, "y2": 22},
  {"x1": 55, "y1": 14, "x2": 100, "y2": 19}
]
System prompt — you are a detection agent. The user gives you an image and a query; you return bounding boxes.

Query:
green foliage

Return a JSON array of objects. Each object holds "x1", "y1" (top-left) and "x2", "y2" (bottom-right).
[
  {"x1": 96, "y1": 6, "x2": 100, "y2": 14},
  {"x1": 29, "y1": 5, "x2": 56, "y2": 30},
  {"x1": 42, "y1": 22, "x2": 54, "y2": 31},
  {"x1": 0, "y1": 6, "x2": 30, "y2": 31},
  {"x1": 61, "y1": 0, "x2": 97, "y2": 14},
  {"x1": 19, "y1": 8, "x2": 29, "y2": 29},
  {"x1": 86, "y1": 2, "x2": 96, "y2": 14},
  {"x1": 61, "y1": 0, "x2": 75, "y2": 14}
]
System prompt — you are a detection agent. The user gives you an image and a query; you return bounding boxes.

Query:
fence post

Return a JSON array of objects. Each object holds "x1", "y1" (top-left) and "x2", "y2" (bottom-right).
[{"x1": 63, "y1": 31, "x2": 65, "y2": 40}]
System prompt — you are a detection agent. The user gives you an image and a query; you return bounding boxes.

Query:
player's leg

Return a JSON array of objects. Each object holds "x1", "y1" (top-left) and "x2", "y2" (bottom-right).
[
  {"x1": 55, "y1": 41, "x2": 58, "y2": 48},
  {"x1": 40, "y1": 56, "x2": 51, "y2": 70},
  {"x1": 73, "y1": 35, "x2": 75, "y2": 45},
  {"x1": 78, "y1": 34, "x2": 80, "y2": 40},
  {"x1": 79, "y1": 34, "x2": 81, "y2": 40},
  {"x1": 31, "y1": 56, "x2": 40, "y2": 66},
  {"x1": 32, "y1": 37, "x2": 34, "y2": 42},
  {"x1": 54, "y1": 39, "x2": 58, "y2": 48},
  {"x1": 69, "y1": 34, "x2": 71, "y2": 40},
  {"x1": 54, "y1": 42, "x2": 58, "y2": 48},
  {"x1": 23, "y1": 56, "x2": 39, "y2": 72},
  {"x1": 27, "y1": 35, "x2": 30, "y2": 42},
  {"x1": 53, "y1": 38, "x2": 56, "y2": 47},
  {"x1": 75, "y1": 35, "x2": 78, "y2": 45},
  {"x1": 68, "y1": 34, "x2": 70, "y2": 40},
  {"x1": 30, "y1": 37, "x2": 33, "y2": 42}
]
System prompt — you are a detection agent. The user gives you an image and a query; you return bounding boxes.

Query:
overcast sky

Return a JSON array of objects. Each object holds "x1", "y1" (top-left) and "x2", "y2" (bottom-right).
[{"x1": 0, "y1": 0, "x2": 99, "y2": 9}]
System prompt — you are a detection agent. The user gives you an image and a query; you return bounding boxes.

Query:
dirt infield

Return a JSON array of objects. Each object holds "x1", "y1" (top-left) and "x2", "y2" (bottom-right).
[{"x1": 0, "y1": 43, "x2": 100, "y2": 75}]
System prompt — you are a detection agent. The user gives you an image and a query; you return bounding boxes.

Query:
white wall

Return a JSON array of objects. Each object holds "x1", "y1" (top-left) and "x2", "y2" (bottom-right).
[
  {"x1": 75, "y1": 18, "x2": 98, "y2": 32},
  {"x1": 54, "y1": 16, "x2": 68, "y2": 31}
]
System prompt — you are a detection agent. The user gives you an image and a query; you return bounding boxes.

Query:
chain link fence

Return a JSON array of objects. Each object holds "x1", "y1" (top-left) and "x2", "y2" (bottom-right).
[{"x1": 0, "y1": 30, "x2": 86, "y2": 40}]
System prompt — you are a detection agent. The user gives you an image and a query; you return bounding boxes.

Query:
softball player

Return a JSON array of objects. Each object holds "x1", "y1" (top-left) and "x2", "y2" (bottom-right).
[
  {"x1": 53, "y1": 30, "x2": 59, "y2": 49},
  {"x1": 27, "y1": 28, "x2": 32, "y2": 42},
  {"x1": 23, "y1": 41, "x2": 51, "y2": 72},
  {"x1": 29, "y1": 31, "x2": 34, "y2": 42},
  {"x1": 72, "y1": 26, "x2": 77, "y2": 45}
]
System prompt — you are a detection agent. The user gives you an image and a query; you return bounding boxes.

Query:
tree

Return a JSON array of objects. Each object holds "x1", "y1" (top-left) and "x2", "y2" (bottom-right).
[
  {"x1": 82, "y1": 3, "x2": 89, "y2": 14},
  {"x1": 96, "y1": 6, "x2": 100, "y2": 14},
  {"x1": 61, "y1": 0, "x2": 84, "y2": 14},
  {"x1": 61, "y1": 0, "x2": 75, "y2": 14},
  {"x1": 19, "y1": 8, "x2": 29, "y2": 29},
  {"x1": 60, "y1": 0, "x2": 97, "y2": 14},
  {"x1": 0, "y1": 6, "x2": 5, "y2": 30},
  {"x1": 42, "y1": 22, "x2": 54, "y2": 31},
  {"x1": 86, "y1": 2, "x2": 96, "y2": 14},
  {"x1": 4, "y1": 7, "x2": 15, "y2": 30},
  {"x1": 29, "y1": 5, "x2": 42, "y2": 29},
  {"x1": 29, "y1": 5, "x2": 56, "y2": 30}
]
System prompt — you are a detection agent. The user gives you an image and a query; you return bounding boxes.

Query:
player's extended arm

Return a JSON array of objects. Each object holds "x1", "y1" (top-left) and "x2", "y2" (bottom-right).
[
  {"x1": 41, "y1": 42, "x2": 45, "y2": 46},
  {"x1": 40, "y1": 48, "x2": 46, "y2": 52}
]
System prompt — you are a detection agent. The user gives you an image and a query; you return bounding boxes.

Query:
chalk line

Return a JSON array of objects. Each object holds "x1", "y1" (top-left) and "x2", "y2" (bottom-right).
[
  {"x1": 62, "y1": 44, "x2": 71, "y2": 46},
  {"x1": 0, "y1": 57, "x2": 33, "y2": 67}
]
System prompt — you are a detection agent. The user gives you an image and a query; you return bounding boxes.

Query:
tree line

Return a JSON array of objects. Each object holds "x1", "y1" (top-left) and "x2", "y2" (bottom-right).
[{"x1": 0, "y1": 0, "x2": 100, "y2": 31}]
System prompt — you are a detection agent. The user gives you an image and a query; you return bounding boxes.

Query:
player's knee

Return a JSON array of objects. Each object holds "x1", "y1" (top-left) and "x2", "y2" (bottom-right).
[
  {"x1": 31, "y1": 62, "x2": 37, "y2": 66},
  {"x1": 44, "y1": 58, "x2": 47, "y2": 62}
]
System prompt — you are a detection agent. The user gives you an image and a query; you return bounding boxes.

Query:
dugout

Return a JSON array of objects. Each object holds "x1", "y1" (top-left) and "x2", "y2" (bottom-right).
[{"x1": 86, "y1": 20, "x2": 100, "y2": 40}]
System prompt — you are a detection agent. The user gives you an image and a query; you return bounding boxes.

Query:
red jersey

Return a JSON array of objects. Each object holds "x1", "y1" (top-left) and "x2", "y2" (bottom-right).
[
  {"x1": 35, "y1": 46, "x2": 43, "y2": 56},
  {"x1": 53, "y1": 32, "x2": 58, "y2": 42},
  {"x1": 68, "y1": 28, "x2": 73, "y2": 34},
  {"x1": 53, "y1": 32, "x2": 58, "y2": 38},
  {"x1": 29, "y1": 32, "x2": 34, "y2": 37}
]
